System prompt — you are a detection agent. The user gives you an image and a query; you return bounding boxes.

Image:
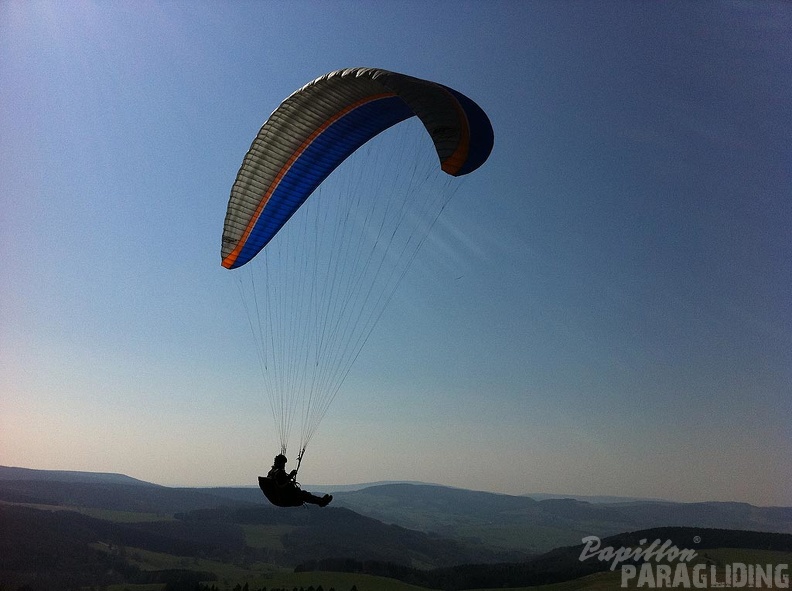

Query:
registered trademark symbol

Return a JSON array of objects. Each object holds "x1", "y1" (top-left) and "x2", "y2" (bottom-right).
[{"x1": 693, "y1": 536, "x2": 701, "y2": 544}]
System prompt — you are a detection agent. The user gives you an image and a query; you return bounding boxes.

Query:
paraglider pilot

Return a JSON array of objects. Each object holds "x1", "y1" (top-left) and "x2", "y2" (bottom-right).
[{"x1": 260, "y1": 454, "x2": 332, "y2": 507}]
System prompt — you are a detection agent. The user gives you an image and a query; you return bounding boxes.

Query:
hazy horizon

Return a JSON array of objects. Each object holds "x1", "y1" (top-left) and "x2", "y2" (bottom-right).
[{"x1": 2, "y1": 463, "x2": 787, "y2": 509}]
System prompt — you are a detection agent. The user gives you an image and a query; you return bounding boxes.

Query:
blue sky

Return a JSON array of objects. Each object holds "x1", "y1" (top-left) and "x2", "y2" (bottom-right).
[{"x1": 1, "y1": 1, "x2": 790, "y2": 505}]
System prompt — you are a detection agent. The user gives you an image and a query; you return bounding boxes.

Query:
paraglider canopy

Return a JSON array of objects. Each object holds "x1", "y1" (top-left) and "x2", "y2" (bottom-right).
[{"x1": 221, "y1": 67, "x2": 494, "y2": 270}]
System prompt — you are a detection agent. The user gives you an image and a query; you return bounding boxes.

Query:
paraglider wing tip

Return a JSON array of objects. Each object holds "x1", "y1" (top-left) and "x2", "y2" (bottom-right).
[{"x1": 440, "y1": 85, "x2": 494, "y2": 176}]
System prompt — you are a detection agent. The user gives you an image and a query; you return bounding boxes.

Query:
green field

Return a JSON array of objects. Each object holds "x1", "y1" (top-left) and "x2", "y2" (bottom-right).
[
  {"x1": 470, "y1": 571, "x2": 624, "y2": 591},
  {"x1": 241, "y1": 523, "x2": 297, "y2": 550},
  {"x1": 93, "y1": 544, "x2": 279, "y2": 579},
  {"x1": 102, "y1": 568, "x2": 435, "y2": 591},
  {"x1": 94, "y1": 546, "x2": 789, "y2": 591},
  {"x1": 106, "y1": 585, "x2": 166, "y2": 591},
  {"x1": 453, "y1": 522, "x2": 583, "y2": 553},
  {"x1": 1, "y1": 500, "x2": 172, "y2": 523},
  {"x1": 465, "y1": 547, "x2": 791, "y2": 591},
  {"x1": 94, "y1": 546, "x2": 432, "y2": 590},
  {"x1": 248, "y1": 570, "x2": 434, "y2": 591}
]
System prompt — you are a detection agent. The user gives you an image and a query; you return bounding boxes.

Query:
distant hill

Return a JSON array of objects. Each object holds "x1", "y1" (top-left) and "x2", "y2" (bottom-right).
[
  {"x1": 0, "y1": 465, "x2": 155, "y2": 486},
  {"x1": 306, "y1": 480, "x2": 443, "y2": 493},
  {"x1": 0, "y1": 477, "x2": 256, "y2": 514},
  {"x1": 330, "y1": 483, "x2": 792, "y2": 553},
  {"x1": 526, "y1": 492, "x2": 666, "y2": 503}
]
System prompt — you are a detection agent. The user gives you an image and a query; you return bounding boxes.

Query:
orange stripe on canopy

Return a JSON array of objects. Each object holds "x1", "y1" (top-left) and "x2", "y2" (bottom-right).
[{"x1": 440, "y1": 90, "x2": 471, "y2": 176}]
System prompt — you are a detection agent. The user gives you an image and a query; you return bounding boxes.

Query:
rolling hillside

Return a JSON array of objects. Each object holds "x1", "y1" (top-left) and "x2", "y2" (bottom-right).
[
  {"x1": 296, "y1": 527, "x2": 792, "y2": 590},
  {"x1": 329, "y1": 483, "x2": 792, "y2": 553},
  {"x1": 0, "y1": 465, "x2": 155, "y2": 486},
  {"x1": 2, "y1": 467, "x2": 791, "y2": 590}
]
